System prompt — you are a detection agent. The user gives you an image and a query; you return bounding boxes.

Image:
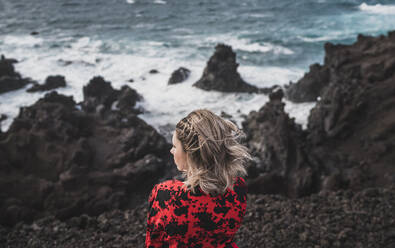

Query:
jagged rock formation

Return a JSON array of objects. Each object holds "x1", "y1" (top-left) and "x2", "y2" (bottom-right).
[
  {"x1": 306, "y1": 32, "x2": 395, "y2": 190},
  {"x1": 243, "y1": 89, "x2": 320, "y2": 197},
  {"x1": 286, "y1": 32, "x2": 395, "y2": 103},
  {"x1": 244, "y1": 31, "x2": 395, "y2": 196},
  {"x1": 27, "y1": 75, "x2": 66, "y2": 93},
  {"x1": 168, "y1": 67, "x2": 191, "y2": 85},
  {"x1": 193, "y1": 44, "x2": 260, "y2": 93},
  {"x1": 0, "y1": 77, "x2": 172, "y2": 226},
  {"x1": 285, "y1": 63, "x2": 330, "y2": 102},
  {"x1": 0, "y1": 55, "x2": 35, "y2": 94}
]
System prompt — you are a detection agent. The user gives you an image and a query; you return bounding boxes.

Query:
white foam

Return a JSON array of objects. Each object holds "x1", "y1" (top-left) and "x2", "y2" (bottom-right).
[
  {"x1": 71, "y1": 37, "x2": 103, "y2": 53},
  {"x1": 284, "y1": 100, "x2": 316, "y2": 129},
  {"x1": 153, "y1": 0, "x2": 166, "y2": 4},
  {"x1": 3, "y1": 35, "x2": 44, "y2": 47},
  {"x1": 239, "y1": 66, "x2": 304, "y2": 88},
  {"x1": 297, "y1": 34, "x2": 340, "y2": 42},
  {"x1": 0, "y1": 34, "x2": 311, "y2": 134},
  {"x1": 359, "y1": 3, "x2": 395, "y2": 15},
  {"x1": 126, "y1": 0, "x2": 135, "y2": 4},
  {"x1": 204, "y1": 35, "x2": 294, "y2": 55},
  {"x1": 248, "y1": 13, "x2": 268, "y2": 18}
]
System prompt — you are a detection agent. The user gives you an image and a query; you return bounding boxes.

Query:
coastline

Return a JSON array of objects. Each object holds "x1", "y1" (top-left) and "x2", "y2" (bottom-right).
[{"x1": 1, "y1": 30, "x2": 395, "y2": 247}]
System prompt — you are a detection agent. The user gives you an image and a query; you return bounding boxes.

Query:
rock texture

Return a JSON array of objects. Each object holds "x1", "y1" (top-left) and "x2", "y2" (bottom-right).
[
  {"x1": 286, "y1": 32, "x2": 395, "y2": 103},
  {"x1": 168, "y1": 67, "x2": 191, "y2": 85},
  {"x1": 0, "y1": 77, "x2": 172, "y2": 227},
  {"x1": 243, "y1": 89, "x2": 320, "y2": 197},
  {"x1": 193, "y1": 44, "x2": 260, "y2": 93},
  {"x1": 306, "y1": 32, "x2": 395, "y2": 190},
  {"x1": 236, "y1": 188, "x2": 395, "y2": 248},
  {"x1": 285, "y1": 63, "x2": 330, "y2": 102},
  {"x1": 244, "y1": 31, "x2": 395, "y2": 196},
  {"x1": 0, "y1": 55, "x2": 35, "y2": 94},
  {"x1": 27, "y1": 75, "x2": 66, "y2": 93}
]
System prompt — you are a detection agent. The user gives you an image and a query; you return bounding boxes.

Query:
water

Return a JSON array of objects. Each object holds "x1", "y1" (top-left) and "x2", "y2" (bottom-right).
[{"x1": 1, "y1": 0, "x2": 395, "y2": 132}]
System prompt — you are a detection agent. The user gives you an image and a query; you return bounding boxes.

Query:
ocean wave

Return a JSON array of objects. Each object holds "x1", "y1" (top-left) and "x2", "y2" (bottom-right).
[
  {"x1": 239, "y1": 66, "x2": 303, "y2": 88},
  {"x1": 204, "y1": 35, "x2": 294, "y2": 55},
  {"x1": 153, "y1": 0, "x2": 166, "y2": 4},
  {"x1": 359, "y1": 3, "x2": 395, "y2": 15},
  {"x1": 297, "y1": 34, "x2": 341, "y2": 43},
  {"x1": 248, "y1": 13, "x2": 268, "y2": 18},
  {"x1": 71, "y1": 37, "x2": 103, "y2": 53},
  {"x1": 126, "y1": 0, "x2": 135, "y2": 4},
  {"x1": 3, "y1": 35, "x2": 43, "y2": 47}
]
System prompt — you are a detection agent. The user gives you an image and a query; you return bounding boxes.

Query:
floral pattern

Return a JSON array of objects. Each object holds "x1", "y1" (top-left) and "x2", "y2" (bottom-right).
[{"x1": 146, "y1": 177, "x2": 247, "y2": 248}]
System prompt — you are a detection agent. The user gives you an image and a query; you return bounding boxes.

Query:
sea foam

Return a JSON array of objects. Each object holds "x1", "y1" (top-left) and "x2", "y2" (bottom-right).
[
  {"x1": 3, "y1": 35, "x2": 44, "y2": 47},
  {"x1": 359, "y1": 3, "x2": 395, "y2": 15},
  {"x1": 203, "y1": 35, "x2": 294, "y2": 55},
  {"x1": 153, "y1": 0, "x2": 166, "y2": 4}
]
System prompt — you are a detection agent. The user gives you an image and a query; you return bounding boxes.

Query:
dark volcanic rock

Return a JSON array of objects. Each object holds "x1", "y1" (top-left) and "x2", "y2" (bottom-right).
[
  {"x1": 82, "y1": 76, "x2": 142, "y2": 115},
  {"x1": 168, "y1": 67, "x2": 191, "y2": 85},
  {"x1": 27, "y1": 75, "x2": 67, "y2": 93},
  {"x1": 193, "y1": 44, "x2": 259, "y2": 93},
  {"x1": 286, "y1": 32, "x2": 395, "y2": 103},
  {"x1": 0, "y1": 55, "x2": 34, "y2": 94},
  {"x1": 0, "y1": 55, "x2": 18, "y2": 77},
  {"x1": 243, "y1": 89, "x2": 320, "y2": 197},
  {"x1": 244, "y1": 31, "x2": 395, "y2": 196},
  {"x1": 306, "y1": 31, "x2": 395, "y2": 190},
  {"x1": 0, "y1": 77, "x2": 171, "y2": 226},
  {"x1": 285, "y1": 63, "x2": 330, "y2": 102}
]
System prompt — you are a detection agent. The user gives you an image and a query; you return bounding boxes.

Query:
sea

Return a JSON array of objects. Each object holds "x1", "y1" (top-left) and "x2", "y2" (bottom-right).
[{"x1": 1, "y1": 0, "x2": 395, "y2": 133}]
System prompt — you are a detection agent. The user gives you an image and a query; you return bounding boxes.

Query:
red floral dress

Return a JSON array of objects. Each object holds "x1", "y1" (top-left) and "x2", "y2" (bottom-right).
[{"x1": 145, "y1": 177, "x2": 247, "y2": 248}]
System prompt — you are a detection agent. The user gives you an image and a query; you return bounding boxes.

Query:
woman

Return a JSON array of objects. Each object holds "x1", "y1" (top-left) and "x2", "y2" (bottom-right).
[{"x1": 146, "y1": 109, "x2": 251, "y2": 248}]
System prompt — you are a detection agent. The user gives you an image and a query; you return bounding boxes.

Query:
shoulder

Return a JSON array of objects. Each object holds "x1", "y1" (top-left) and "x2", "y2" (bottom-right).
[
  {"x1": 149, "y1": 180, "x2": 185, "y2": 210},
  {"x1": 150, "y1": 179, "x2": 184, "y2": 199},
  {"x1": 154, "y1": 179, "x2": 184, "y2": 192}
]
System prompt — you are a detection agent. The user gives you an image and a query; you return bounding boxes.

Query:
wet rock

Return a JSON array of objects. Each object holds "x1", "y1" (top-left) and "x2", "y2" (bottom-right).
[
  {"x1": 27, "y1": 75, "x2": 67, "y2": 92},
  {"x1": 220, "y1": 111, "x2": 232, "y2": 119},
  {"x1": 168, "y1": 67, "x2": 191, "y2": 85},
  {"x1": 149, "y1": 69, "x2": 159, "y2": 74},
  {"x1": 0, "y1": 78, "x2": 171, "y2": 226},
  {"x1": 285, "y1": 63, "x2": 330, "y2": 102},
  {"x1": 307, "y1": 31, "x2": 395, "y2": 190},
  {"x1": 57, "y1": 59, "x2": 73, "y2": 66},
  {"x1": 82, "y1": 76, "x2": 142, "y2": 115},
  {"x1": 0, "y1": 55, "x2": 18, "y2": 77},
  {"x1": 243, "y1": 31, "x2": 395, "y2": 196},
  {"x1": 243, "y1": 89, "x2": 319, "y2": 197},
  {"x1": 193, "y1": 44, "x2": 259, "y2": 93},
  {"x1": 0, "y1": 55, "x2": 33, "y2": 94}
]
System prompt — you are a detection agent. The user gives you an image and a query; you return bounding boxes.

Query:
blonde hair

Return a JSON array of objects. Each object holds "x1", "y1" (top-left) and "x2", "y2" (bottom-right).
[{"x1": 176, "y1": 109, "x2": 251, "y2": 195}]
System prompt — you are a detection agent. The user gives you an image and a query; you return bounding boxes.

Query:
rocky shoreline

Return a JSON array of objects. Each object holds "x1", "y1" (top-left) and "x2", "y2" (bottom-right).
[{"x1": 1, "y1": 31, "x2": 395, "y2": 247}]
